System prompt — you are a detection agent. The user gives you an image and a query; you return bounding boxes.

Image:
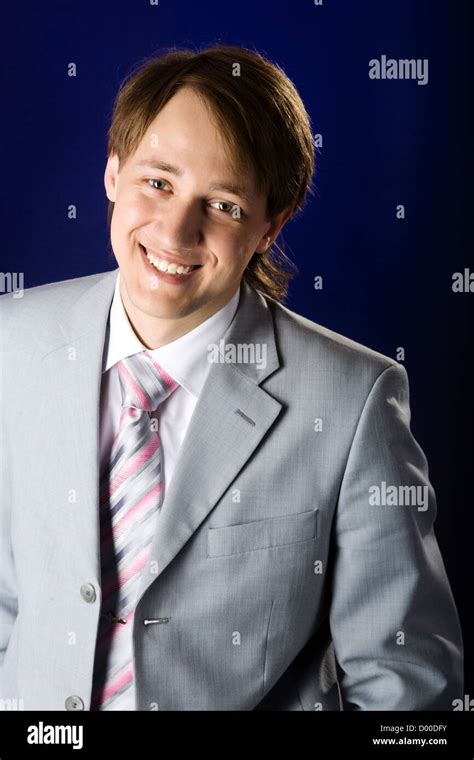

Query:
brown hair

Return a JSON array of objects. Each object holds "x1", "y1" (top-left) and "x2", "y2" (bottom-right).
[{"x1": 106, "y1": 44, "x2": 315, "y2": 302}]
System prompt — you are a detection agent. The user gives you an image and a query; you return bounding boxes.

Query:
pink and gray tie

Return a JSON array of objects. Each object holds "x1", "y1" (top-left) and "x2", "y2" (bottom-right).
[{"x1": 90, "y1": 349, "x2": 179, "y2": 710}]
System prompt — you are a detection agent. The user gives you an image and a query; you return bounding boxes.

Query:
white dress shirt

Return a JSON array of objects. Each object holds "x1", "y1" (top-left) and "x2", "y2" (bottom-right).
[{"x1": 96, "y1": 269, "x2": 240, "y2": 709}]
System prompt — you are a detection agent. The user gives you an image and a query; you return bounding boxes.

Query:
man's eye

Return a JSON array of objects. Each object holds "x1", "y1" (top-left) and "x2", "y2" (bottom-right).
[
  {"x1": 210, "y1": 201, "x2": 243, "y2": 218},
  {"x1": 145, "y1": 183, "x2": 243, "y2": 218},
  {"x1": 147, "y1": 178, "x2": 170, "y2": 191}
]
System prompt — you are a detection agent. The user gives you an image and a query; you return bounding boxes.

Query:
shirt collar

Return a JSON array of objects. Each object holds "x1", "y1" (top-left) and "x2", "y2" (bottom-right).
[{"x1": 102, "y1": 269, "x2": 241, "y2": 398}]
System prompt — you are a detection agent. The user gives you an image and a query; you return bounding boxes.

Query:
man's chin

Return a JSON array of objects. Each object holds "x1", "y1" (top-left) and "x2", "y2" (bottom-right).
[{"x1": 128, "y1": 289, "x2": 203, "y2": 321}]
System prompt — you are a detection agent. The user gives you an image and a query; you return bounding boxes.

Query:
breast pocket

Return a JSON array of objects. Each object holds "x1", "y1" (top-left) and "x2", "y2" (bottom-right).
[{"x1": 207, "y1": 507, "x2": 318, "y2": 558}]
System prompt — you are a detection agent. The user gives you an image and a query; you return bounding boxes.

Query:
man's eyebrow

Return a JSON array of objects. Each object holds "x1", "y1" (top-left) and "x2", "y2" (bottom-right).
[
  {"x1": 134, "y1": 158, "x2": 253, "y2": 204},
  {"x1": 207, "y1": 180, "x2": 253, "y2": 205},
  {"x1": 134, "y1": 159, "x2": 183, "y2": 175}
]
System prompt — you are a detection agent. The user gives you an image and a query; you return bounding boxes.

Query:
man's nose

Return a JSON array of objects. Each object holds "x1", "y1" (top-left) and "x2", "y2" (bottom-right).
[{"x1": 152, "y1": 197, "x2": 202, "y2": 252}]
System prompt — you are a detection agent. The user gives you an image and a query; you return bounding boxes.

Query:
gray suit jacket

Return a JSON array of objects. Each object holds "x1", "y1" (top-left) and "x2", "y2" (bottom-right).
[{"x1": 0, "y1": 268, "x2": 464, "y2": 710}]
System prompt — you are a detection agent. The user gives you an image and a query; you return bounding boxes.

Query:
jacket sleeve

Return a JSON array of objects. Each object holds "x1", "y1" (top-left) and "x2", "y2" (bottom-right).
[
  {"x1": 0, "y1": 441, "x2": 17, "y2": 674},
  {"x1": 329, "y1": 362, "x2": 464, "y2": 710},
  {"x1": 0, "y1": 300, "x2": 19, "y2": 678}
]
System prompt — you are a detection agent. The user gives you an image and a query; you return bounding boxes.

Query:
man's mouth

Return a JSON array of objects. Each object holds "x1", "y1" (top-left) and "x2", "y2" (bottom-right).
[{"x1": 139, "y1": 244, "x2": 202, "y2": 276}]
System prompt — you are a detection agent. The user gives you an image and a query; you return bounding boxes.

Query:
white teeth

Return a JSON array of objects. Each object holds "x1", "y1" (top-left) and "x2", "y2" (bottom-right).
[{"x1": 144, "y1": 248, "x2": 195, "y2": 275}]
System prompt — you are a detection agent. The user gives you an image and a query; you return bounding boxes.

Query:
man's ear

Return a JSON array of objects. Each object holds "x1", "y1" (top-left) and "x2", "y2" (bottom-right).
[
  {"x1": 104, "y1": 153, "x2": 120, "y2": 202},
  {"x1": 255, "y1": 206, "x2": 294, "y2": 254}
]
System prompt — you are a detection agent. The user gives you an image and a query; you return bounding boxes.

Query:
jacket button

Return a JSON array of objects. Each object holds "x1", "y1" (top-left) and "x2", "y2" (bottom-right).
[
  {"x1": 80, "y1": 583, "x2": 96, "y2": 603},
  {"x1": 65, "y1": 695, "x2": 84, "y2": 711}
]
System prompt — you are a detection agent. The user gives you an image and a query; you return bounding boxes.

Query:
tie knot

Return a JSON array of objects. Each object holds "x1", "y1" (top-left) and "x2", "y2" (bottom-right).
[{"x1": 117, "y1": 350, "x2": 179, "y2": 412}]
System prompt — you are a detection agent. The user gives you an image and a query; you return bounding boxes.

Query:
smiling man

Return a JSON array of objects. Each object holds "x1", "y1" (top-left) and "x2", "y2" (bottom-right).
[{"x1": 0, "y1": 44, "x2": 463, "y2": 712}]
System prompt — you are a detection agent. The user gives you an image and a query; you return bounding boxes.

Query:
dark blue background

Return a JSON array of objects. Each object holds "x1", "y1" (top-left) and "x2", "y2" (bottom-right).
[{"x1": 1, "y1": 0, "x2": 472, "y2": 697}]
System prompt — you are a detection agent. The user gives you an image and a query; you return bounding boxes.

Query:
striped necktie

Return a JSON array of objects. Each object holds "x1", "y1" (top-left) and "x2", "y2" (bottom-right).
[{"x1": 90, "y1": 349, "x2": 179, "y2": 710}]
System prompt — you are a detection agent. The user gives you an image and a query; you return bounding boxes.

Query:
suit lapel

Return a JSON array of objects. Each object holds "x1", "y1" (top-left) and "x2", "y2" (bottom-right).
[
  {"x1": 39, "y1": 269, "x2": 119, "y2": 578},
  {"x1": 136, "y1": 280, "x2": 283, "y2": 602}
]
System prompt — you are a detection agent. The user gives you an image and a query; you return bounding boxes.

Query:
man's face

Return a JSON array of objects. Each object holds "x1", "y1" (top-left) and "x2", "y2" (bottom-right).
[{"x1": 104, "y1": 86, "x2": 291, "y2": 337}]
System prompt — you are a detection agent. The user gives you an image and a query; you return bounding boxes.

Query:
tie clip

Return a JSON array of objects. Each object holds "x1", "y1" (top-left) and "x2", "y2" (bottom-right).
[{"x1": 105, "y1": 611, "x2": 127, "y2": 624}]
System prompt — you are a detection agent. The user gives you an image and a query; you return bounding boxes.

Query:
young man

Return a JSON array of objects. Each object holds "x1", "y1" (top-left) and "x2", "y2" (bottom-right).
[{"x1": 0, "y1": 45, "x2": 463, "y2": 711}]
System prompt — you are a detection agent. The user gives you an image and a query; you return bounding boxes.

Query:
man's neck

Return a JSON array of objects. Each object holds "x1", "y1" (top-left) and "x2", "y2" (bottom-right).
[{"x1": 119, "y1": 281, "x2": 238, "y2": 349}]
